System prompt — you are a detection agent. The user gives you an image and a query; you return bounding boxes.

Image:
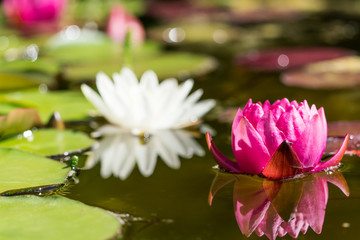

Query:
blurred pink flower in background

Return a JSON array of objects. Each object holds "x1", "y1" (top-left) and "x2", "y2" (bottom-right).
[
  {"x1": 106, "y1": 4, "x2": 145, "y2": 45},
  {"x1": 2, "y1": 0, "x2": 67, "y2": 35},
  {"x1": 209, "y1": 171, "x2": 349, "y2": 240},
  {"x1": 206, "y1": 98, "x2": 349, "y2": 179}
]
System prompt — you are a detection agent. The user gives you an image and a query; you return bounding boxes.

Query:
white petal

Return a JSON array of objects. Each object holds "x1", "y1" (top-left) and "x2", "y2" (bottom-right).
[
  {"x1": 96, "y1": 72, "x2": 124, "y2": 117},
  {"x1": 140, "y1": 70, "x2": 159, "y2": 91},
  {"x1": 81, "y1": 84, "x2": 120, "y2": 125},
  {"x1": 135, "y1": 143, "x2": 157, "y2": 177},
  {"x1": 119, "y1": 67, "x2": 138, "y2": 87}
]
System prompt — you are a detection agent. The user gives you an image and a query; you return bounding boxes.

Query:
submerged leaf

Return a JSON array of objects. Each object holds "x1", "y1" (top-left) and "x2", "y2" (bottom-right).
[
  {"x1": 0, "y1": 148, "x2": 69, "y2": 195},
  {"x1": 0, "y1": 195, "x2": 122, "y2": 240},
  {"x1": 0, "y1": 129, "x2": 94, "y2": 157}
]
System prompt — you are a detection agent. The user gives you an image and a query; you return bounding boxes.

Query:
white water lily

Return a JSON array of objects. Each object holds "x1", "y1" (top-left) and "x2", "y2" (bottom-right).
[
  {"x1": 85, "y1": 125, "x2": 205, "y2": 179},
  {"x1": 81, "y1": 67, "x2": 215, "y2": 134}
]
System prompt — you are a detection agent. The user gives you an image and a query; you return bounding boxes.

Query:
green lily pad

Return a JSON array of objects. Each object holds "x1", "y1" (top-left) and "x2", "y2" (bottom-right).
[
  {"x1": 0, "y1": 195, "x2": 122, "y2": 240},
  {"x1": 0, "y1": 108, "x2": 41, "y2": 138},
  {"x1": 0, "y1": 73, "x2": 39, "y2": 90},
  {"x1": 0, "y1": 58, "x2": 59, "y2": 76},
  {"x1": 46, "y1": 29, "x2": 115, "y2": 64},
  {"x1": 0, "y1": 148, "x2": 69, "y2": 194},
  {"x1": 0, "y1": 129, "x2": 94, "y2": 157},
  {"x1": 64, "y1": 52, "x2": 218, "y2": 81},
  {"x1": 0, "y1": 90, "x2": 94, "y2": 122},
  {"x1": 149, "y1": 22, "x2": 242, "y2": 44}
]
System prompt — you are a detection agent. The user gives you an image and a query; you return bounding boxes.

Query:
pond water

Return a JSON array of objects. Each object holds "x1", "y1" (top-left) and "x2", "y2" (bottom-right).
[{"x1": 61, "y1": 12, "x2": 360, "y2": 240}]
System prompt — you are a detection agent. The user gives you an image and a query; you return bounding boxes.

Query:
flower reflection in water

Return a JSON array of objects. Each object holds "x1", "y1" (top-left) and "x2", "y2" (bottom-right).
[
  {"x1": 209, "y1": 171, "x2": 349, "y2": 240},
  {"x1": 86, "y1": 125, "x2": 204, "y2": 179}
]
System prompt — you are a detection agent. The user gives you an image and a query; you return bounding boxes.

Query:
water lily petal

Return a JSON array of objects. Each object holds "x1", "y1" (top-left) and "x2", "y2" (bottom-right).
[
  {"x1": 140, "y1": 70, "x2": 159, "y2": 91},
  {"x1": 246, "y1": 103, "x2": 264, "y2": 128},
  {"x1": 234, "y1": 180, "x2": 271, "y2": 237},
  {"x1": 135, "y1": 142, "x2": 157, "y2": 177},
  {"x1": 81, "y1": 84, "x2": 121, "y2": 125},
  {"x1": 276, "y1": 105, "x2": 305, "y2": 142},
  {"x1": 297, "y1": 100, "x2": 311, "y2": 124},
  {"x1": 206, "y1": 132, "x2": 243, "y2": 173},
  {"x1": 96, "y1": 72, "x2": 125, "y2": 118},
  {"x1": 257, "y1": 206, "x2": 284, "y2": 240},
  {"x1": 231, "y1": 108, "x2": 243, "y2": 143},
  {"x1": 257, "y1": 110, "x2": 285, "y2": 157},
  {"x1": 296, "y1": 176, "x2": 328, "y2": 234},
  {"x1": 292, "y1": 114, "x2": 326, "y2": 169},
  {"x1": 317, "y1": 171, "x2": 350, "y2": 196},
  {"x1": 311, "y1": 134, "x2": 349, "y2": 173},
  {"x1": 242, "y1": 99, "x2": 253, "y2": 117},
  {"x1": 233, "y1": 118, "x2": 270, "y2": 174}
]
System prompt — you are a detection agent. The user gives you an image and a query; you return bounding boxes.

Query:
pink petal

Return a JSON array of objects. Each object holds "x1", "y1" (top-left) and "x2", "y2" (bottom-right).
[
  {"x1": 233, "y1": 117, "x2": 270, "y2": 174},
  {"x1": 297, "y1": 100, "x2": 311, "y2": 124},
  {"x1": 292, "y1": 113, "x2": 327, "y2": 169},
  {"x1": 206, "y1": 132, "x2": 243, "y2": 173},
  {"x1": 233, "y1": 178, "x2": 270, "y2": 237},
  {"x1": 245, "y1": 103, "x2": 264, "y2": 128},
  {"x1": 317, "y1": 171, "x2": 350, "y2": 196},
  {"x1": 257, "y1": 110, "x2": 286, "y2": 157},
  {"x1": 262, "y1": 100, "x2": 271, "y2": 112},
  {"x1": 296, "y1": 176, "x2": 328, "y2": 234},
  {"x1": 281, "y1": 214, "x2": 304, "y2": 238},
  {"x1": 279, "y1": 98, "x2": 291, "y2": 108},
  {"x1": 311, "y1": 134, "x2": 349, "y2": 172},
  {"x1": 271, "y1": 105, "x2": 286, "y2": 122},
  {"x1": 257, "y1": 206, "x2": 284, "y2": 240},
  {"x1": 242, "y1": 98, "x2": 254, "y2": 116},
  {"x1": 276, "y1": 105, "x2": 305, "y2": 142},
  {"x1": 231, "y1": 108, "x2": 243, "y2": 137},
  {"x1": 290, "y1": 100, "x2": 299, "y2": 108}
]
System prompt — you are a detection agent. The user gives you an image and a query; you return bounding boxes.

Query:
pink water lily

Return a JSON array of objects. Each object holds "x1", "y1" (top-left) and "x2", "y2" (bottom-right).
[
  {"x1": 209, "y1": 171, "x2": 349, "y2": 240},
  {"x1": 2, "y1": 0, "x2": 67, "y2": 35},
  {"x1": 206, "y1": 98, "x2": 349, "y2": 179},
  {"x1": 106, "y1": 4, "x2": 145, "y2": 45}
]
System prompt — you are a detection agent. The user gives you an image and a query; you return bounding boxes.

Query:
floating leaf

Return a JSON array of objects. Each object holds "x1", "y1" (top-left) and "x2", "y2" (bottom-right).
[
  {"x1": 0, "y1": 129, "x2": 94, "y2": 157},
  {"x1": 0, "y1": 195, "x2": 122, "y2": 240},
  {"x1": 0, "y1": 58, "x2": 59, "y2": 76},
  {"x1": 326, "y1": 121, "x2": 360, "y2": 155},
  {"x1": 328, "y1": 121, "x2": 360, "y2": 136},
  {"x1": 64, "y1": 52, "x2": 217, "y2": 81},
  {"x1": 0, "y1": 148, "x2": 69, "y2": 194},
  {"x1": 0, "y1": 90, "x2": 94, "y2": 122},
  {"x1": 149, "y1": 22, "x2": 241, "y2": 44},
  {"x1": 282, "y1": 56, "x2": 360, "y2": 89},
  {"x1": 0, "y1": 73, "x2": 39, "y2": 90},
  {"x1": 235, "y1": 47, "x2": 353, "y2": 71},
  {"x1": 0, "y1": 108, "x2": 41, "y2": 138}
]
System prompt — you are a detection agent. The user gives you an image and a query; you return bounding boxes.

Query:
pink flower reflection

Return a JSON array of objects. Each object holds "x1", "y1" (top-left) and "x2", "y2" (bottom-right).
[
  {"x1": 106, "y1": 4, "x2": 145, "y2": 45},
  {"x1": 209, "y1": 172, "x2": 349, "y2": 240},
  {"x1": 2, "y1": 0, "x2": 67, "y2": 35}
]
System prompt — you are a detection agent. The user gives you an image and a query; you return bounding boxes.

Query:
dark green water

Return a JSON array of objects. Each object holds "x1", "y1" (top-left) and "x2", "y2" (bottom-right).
[{"x1": 66, "y1": 12, "x2": 360, "y2": 240}]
